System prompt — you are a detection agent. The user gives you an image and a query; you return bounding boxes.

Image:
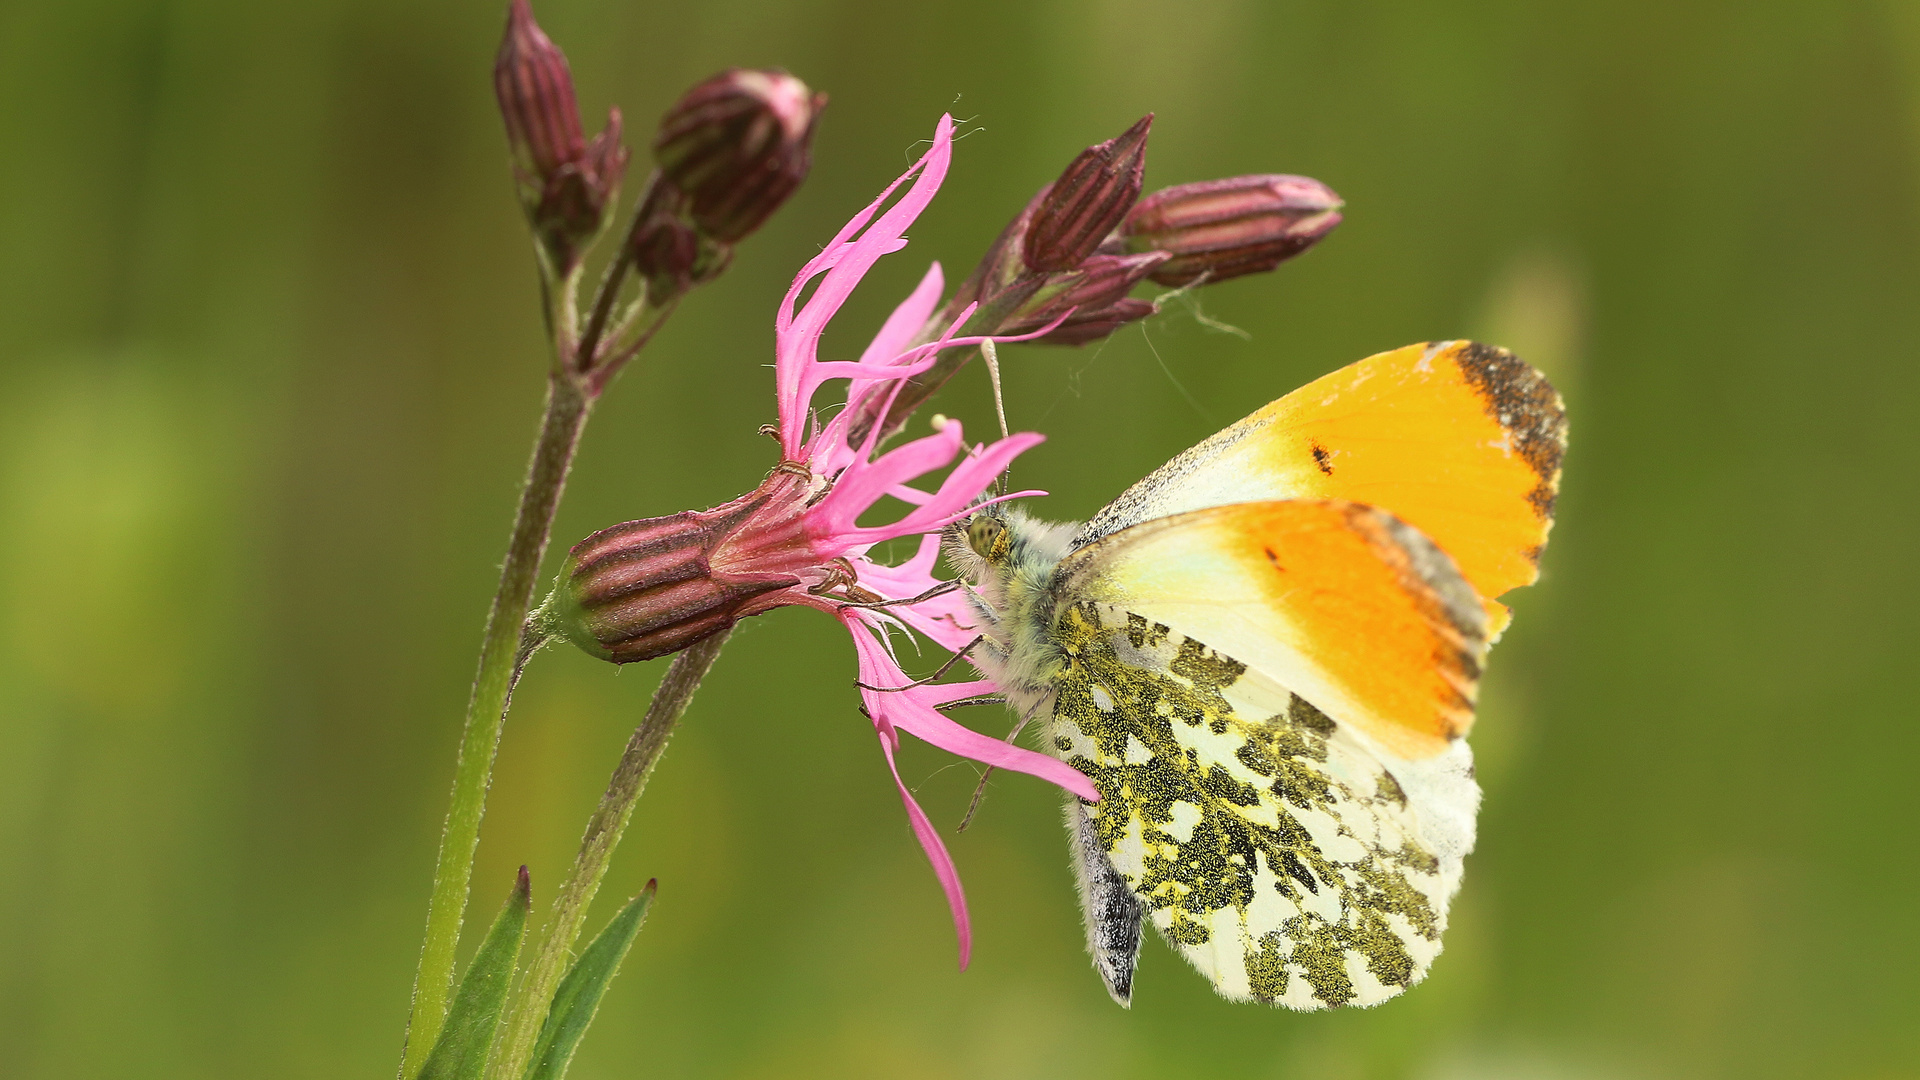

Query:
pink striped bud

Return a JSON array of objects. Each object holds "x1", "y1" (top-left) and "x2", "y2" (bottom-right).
[
  {"x1": 1023, "y1": 114, "x2": 1152, "y2": 273},
  {"x1": 654, "y1": 69, "x2": 826, "y2": 244},
  {"x1": 1122, "y1": 174, "x2": 1342, "y2": 287},
  {"x1": 1001, "y1": 251, "x2": 1168, "y2": 338},
  {"x1": 627, "y1": 181, "x2": 732, "y2": 297},
  {"x1": 1035, "y1": 298, "x2": 1159, "y2": 346},
  {"x1": 494, "y1": 0, "x2": 629, "y2": 274},
  {"x1": 545, "y1": 470, "x2": 820, "y2": 664}
]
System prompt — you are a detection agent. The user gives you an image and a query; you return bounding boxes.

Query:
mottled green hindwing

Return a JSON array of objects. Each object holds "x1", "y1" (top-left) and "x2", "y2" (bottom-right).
[{"x1": 1048, "y1": 601, "x2": 1474, "y2": 1009}]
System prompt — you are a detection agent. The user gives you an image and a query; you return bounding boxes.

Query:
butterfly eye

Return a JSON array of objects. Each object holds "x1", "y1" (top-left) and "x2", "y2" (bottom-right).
[{"x1": 966, "y1": 516, "x2": 1006, "y2": 559}]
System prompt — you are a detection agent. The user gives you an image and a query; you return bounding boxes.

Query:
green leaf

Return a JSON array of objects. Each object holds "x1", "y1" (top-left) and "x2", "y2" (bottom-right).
[
  {"x1": 418, "y1": 867, "x2": 533, "y2": 1080},
  {"x1": 523, "y1": 880, "x2": 656, "y2": 1080}
]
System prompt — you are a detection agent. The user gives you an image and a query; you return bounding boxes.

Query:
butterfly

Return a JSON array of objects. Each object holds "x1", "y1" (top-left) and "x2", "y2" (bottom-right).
[{"x1": 943, "y1": 340, "x2": 1566, "y2": 1009}]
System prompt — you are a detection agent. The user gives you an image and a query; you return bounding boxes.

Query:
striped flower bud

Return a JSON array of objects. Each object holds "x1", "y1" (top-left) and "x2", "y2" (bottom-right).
[
  {"x1": 1023, "y1": 114, "x2": 1152, "y2": 273},
  {"x1": 545, "y1": 474, "x2": 813, "y2": 664},
  {"x1": 494, "y1": 0, "x2": 629, "y2": 274},
  {"x1": 1001, "y1": 251, "x2": 1169, "y2": 340},
  {"x1": 1121, "y1": 174, "x2": 1343, "y2": 287},
  {"x1": 654, "y1": 69, "x2": 826, "y2": 244}
]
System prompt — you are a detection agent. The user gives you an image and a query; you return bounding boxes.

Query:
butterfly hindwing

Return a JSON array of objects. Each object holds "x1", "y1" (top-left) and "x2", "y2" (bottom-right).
[
  {"x1": 1058, "y1": 498, "x2": 1489, "y2": 759},
  {"x1": 1066, "y1": 798, "x2": 1146, "y2": 1007},
  {"x1": 1047, "y1": 600, "x2": 1476, "y2": 1009}
]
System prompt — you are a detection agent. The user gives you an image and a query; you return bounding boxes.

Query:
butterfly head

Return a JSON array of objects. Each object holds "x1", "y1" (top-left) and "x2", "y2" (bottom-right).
[
  {"x1": 941, "y1": 507, "x2": 1014, "y2": 593},
  {"x1": 943, "y1": 505, "x2": 1079, "y2": 605},
  {"x1": 963, "y1": 511, "x2": 1015, "y2": 566}
]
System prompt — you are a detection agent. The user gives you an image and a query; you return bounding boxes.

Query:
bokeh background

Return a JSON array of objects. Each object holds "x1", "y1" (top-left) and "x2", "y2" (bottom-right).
[{"x1": 4, "y1": 1, "x2": 1918, "y2": 1077}]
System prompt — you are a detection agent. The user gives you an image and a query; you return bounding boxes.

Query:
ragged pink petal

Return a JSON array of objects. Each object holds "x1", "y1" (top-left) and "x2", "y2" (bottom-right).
[
  {"x1": 876, "y1": 726, "x2": 972, "y2": 969},
  {"x1": 843, "y1": 613, "x2": 1099, "y2": 801},
  {"x1": 848, "y1": 537, "x2": 978, "y2": 653},
  {"x1": 776, "y1": 116, "x2": 956, "y2": 457},
  {"x1": 884, "y1": 484, "x2": 935, "y2": 506},
  {"x1": 810, "y1": 424, "x2": 964, "y2": 537},
  {"x1": 858, "y1": 262, "x2": 945, "y2": 367}
]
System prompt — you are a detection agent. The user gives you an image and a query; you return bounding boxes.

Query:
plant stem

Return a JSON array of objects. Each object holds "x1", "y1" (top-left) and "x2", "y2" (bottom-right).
[
  {"x1": 488, "y1": 629, "x2": 733, "y2": 1080},
  {"x1": 587, "y1": 296, "x2": 680, "y2": 396},
  {"x1": 400, "y1": 374, "x2": 593, "y2": 1080},
  {"x1": 575, "y1": 169, "x2": 661, "y2": 372}
]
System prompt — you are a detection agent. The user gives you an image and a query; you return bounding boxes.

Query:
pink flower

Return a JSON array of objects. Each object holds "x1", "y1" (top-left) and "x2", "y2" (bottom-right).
[{"x1": 548, "y1": 114, "x2": 1098, "y2": 967}]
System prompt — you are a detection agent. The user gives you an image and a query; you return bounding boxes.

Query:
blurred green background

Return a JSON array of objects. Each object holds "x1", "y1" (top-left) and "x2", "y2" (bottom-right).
[{"x1": 4, "y1": 1, "x2": 1918, "y2": 1077}]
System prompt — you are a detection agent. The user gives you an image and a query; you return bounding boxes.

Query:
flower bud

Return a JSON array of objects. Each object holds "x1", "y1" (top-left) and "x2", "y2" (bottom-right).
[
  {"x1": 544, "y1": 472, "x2": 817, "y2": 664},
  {"x1": 494, "y1": 0, "x2": 579, "y2": 182},
  {"x1": 628, "y1": 208, "x2": 700, "y2": 295},
  {"x1": 1035, "y1": 298, "x2": 1159, "y2": 346},
  {"x1": 1023, "y1": 114, "x2": 1152, "y2": 273},
  {"x1": 626, "y1": 181, "x2": 732, "y2": 298},
  {"x1": 495, "y1": 0, "x2": 629, "y2": 273},
  {"x1": 1122, "y1": 174, "x2": 1343, "y2": 287},
  {"x1": 654, "y1": 69, "x2": 826, "y2": 243},
  {"x1": 1001, "y1": 251, "x2": 1169, "y2": 338}
]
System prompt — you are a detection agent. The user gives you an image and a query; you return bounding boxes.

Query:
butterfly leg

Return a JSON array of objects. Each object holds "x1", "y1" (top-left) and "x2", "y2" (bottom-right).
[
  {"x1": 854, "y1": 635, "x2": 986, "y2": 693},
  {"x1": 956, "y1": 691, "x2": 1050, "y2": 832},
  {"x1": 1068, "y1": 798, "x2": 1143, "y2": 1007}
]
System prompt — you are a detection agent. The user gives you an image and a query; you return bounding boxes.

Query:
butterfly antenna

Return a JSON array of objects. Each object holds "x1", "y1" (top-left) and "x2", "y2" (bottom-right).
[{"x1": 980, "y1": 339, "x2": 1012, "y2": 496}]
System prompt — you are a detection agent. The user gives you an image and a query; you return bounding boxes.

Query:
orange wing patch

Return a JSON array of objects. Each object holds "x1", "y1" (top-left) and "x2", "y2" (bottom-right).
[
  {"x1": 1059, "y1": 499, "x2": 1490, "y2": 760},
  {"x1": 1075, "y1": 341, "x2": 1566, "y2": 639},
  {"x1": 1227, "y1": 342, "x2": 1564, "y2": 627}
]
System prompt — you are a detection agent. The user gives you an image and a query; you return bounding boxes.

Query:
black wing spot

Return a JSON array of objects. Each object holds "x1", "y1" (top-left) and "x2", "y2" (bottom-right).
[
  {"x1": 1309, "y1": 439, "x2": 1334, "y2": 475},
  {"x1": 1287, "y1": 695, "x2": 1337, "y2": 736},
  {"x1": 1263, "y1": 546, "x2": 1285, "y2": 572},
  {"x1": 1276, "y1": 849, "x2": 1320, "y2": 894}
]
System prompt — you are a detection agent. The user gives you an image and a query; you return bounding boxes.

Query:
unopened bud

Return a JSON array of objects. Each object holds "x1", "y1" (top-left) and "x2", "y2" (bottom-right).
[
  {"x1": 626, "y1": 181, "x2": 731, "y2": 297},
  {"x1": 1023, "y1": 114, "x2": 1152, "y2": 273},
  {"x1": 1035, "y1": 298, "x2": 1159, "y2": 346},
  {"x1": 543, "y1": 472, "x2": 815, "y2": 664},
  {"x1": 654, "y1": 69, "x2": 825, "y2": 243},
  {"x1": 495, "y1": 0, "x2": 629, "y2": 273},
  {"x1": 1002, "y1": 252, "x2": 1168, "y2": 338},
  {"x1": 628, "y1": 209, "x2": 700, "y2": 294},
  {"x1": 1122, "y1": 174, "x2": 1342, "y2": 287},
  {"x1": 494, "y1": 0, "x2": 579, "y2": 182}
]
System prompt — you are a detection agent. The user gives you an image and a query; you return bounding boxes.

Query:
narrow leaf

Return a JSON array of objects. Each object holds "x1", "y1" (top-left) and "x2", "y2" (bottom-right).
[
  {"x1": 419, "y1": 867, "x2": 533, "y2": 1080},
  {"x1": 524, "y1": 880, "x2": 656, "y2": 1080}
]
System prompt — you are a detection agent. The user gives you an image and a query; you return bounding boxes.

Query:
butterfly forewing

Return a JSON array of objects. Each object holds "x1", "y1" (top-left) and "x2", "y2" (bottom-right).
[
  {"x1": 1074, "y1": 341, "x2": 1566, "y2": 637},
  {"x1": 1048, "y1": 601, "x2": 1474, "y2": 1008}
]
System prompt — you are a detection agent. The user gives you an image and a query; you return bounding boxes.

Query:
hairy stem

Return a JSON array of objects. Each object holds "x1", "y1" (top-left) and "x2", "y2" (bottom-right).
[
  {"x1": 399, "y1": 374, "x2": 592, "y2": 1079},
  {"x1": 575, "y1": 169, "x2": 662, "y2": 372},
  {"x1": 488, "y1": 629, "x2": 734, "y2": 1080},
  {"x1": 587, "y1": 295, "x2": 681, "y2": 396}
]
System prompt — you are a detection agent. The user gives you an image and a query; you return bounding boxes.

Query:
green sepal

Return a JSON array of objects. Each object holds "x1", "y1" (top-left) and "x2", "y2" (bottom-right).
[
  {"x1": 418, "y1": 867, "x2": 533, "y2": 1080},
  {"x1": 523, "y1": 880, "x2": 656, "y2": 1080}
]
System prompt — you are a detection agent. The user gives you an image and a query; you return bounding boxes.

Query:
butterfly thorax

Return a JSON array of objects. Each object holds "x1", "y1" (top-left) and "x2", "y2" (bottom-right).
[{"x1": 944, "y1": 507, "x2": 1081, "y2": 701}]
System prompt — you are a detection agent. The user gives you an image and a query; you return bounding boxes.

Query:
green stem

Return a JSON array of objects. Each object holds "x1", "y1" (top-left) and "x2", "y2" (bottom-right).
[
  {"x1": 586, "y1": 296, "x2": 681, "y2": 397},
  {"x1": 574, "y1": 169, "x2": 661, "y2": 373},
  {"x1": 488, "y1": 629, "x2": 733, "y2": 1080},
  {"x1": 400, "y1": 374, "x2": 593, "y2": 1080}
]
